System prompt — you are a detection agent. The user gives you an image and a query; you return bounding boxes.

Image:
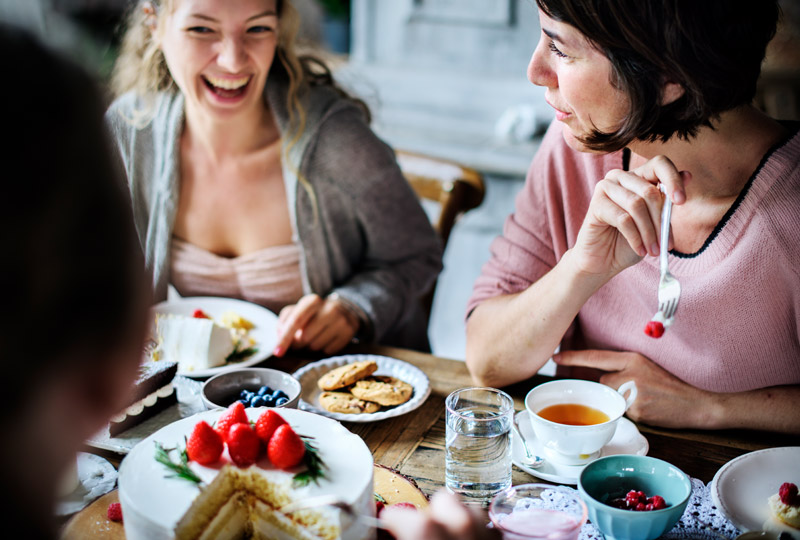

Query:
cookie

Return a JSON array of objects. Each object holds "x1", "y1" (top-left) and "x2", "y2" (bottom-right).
[
  {"x1": 317, "y1": 360, "x2": 378, "y2": 391},
  {"x1": 319, "y1": 391, "x2": 381, "y2": 414},
  {"x1": 350, "y1": 376, "x2": 413, "y2": 406}
]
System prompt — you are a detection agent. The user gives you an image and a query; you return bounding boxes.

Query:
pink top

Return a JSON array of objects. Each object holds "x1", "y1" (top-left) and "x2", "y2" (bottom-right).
[
  {"x1": 468, "y1": 122, "x2": 800, "y2": 393},
  {"x1": 170, "y1": 237, "x2": 304, "y2": 315}
]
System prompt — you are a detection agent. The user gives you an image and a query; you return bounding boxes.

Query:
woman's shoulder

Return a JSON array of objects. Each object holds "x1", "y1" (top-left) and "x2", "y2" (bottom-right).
[
  {"x1": 302, "y1": 87, "x2": 393, "y2": 173},
  {"x1": 105, "y1": 91, "x2": 183, "y2": 135}
]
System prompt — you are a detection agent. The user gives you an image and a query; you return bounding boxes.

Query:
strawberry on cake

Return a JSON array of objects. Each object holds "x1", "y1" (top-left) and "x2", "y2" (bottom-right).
[{"x1": 118, "y1": 407, "x2": 374, "y2": 540}]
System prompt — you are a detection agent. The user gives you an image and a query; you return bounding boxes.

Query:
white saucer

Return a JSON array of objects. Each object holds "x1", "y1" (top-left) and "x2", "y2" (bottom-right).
[{"x1": 512, "y1": 410, "x2": 648, "y2": 485}]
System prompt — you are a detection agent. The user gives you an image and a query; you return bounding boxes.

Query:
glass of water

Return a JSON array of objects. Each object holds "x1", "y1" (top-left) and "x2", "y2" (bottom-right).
[{"x1": 445, "y1": 387, "x2": 513, "y2": 503}]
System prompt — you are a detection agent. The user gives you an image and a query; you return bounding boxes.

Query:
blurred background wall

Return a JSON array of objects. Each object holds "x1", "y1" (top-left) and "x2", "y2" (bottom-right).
[{"x1": 3, "y1": 0, "x2": 798, "y2": 360}]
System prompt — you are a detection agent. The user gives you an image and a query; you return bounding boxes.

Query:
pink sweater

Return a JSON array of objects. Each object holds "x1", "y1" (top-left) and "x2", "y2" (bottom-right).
[{"x1": 468, "y1": 122, "x2": 800, "y2": 393}]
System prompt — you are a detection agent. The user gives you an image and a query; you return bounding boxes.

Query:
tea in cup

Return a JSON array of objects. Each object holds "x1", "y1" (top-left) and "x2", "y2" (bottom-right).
[{"x1": 525, "y1": 379, "x2": 637, "y2": 465}]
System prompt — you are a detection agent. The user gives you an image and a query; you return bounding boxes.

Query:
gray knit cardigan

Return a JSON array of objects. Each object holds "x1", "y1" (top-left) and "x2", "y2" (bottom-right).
[{"x1": 105, "y1": 63, "x2": 443, "y2": 350}]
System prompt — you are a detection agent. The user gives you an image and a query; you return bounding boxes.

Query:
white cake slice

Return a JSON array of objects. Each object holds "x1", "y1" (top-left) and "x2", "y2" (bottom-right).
[{"x1": 156, "y1": 314, "x2": 236, "y2": 372}]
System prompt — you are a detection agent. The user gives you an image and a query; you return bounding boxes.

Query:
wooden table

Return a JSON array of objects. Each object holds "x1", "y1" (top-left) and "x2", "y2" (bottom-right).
[
  {"x1": 270, "y1": 343, "x2": 800, "y2": 491},
  {"x1": 68, "y1": 343, "x2": 800, "y2": 538}
]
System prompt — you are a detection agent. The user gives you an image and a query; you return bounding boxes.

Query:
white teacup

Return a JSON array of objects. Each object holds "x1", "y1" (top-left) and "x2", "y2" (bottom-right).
[{"x1": 525, "y1": 379, "x2": 637, "y2": 465}]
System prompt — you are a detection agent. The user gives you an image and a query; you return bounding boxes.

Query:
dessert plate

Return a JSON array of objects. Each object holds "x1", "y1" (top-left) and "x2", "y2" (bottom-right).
[
  {"x1": 292, "y1": 354, "x2": 431, "y2": 423},
  {"x1": 512, "y1": 409, "x2": 648, "y2": 485},
  {"x1": 151, "y1": 296, "x2": 279, "y2": 377},
  {"x1": 711, "y1": 447, "x2": 800, "y2": 539},
  {"x1": 56, "y1": 453, "x2": 118, "y2": 516}
]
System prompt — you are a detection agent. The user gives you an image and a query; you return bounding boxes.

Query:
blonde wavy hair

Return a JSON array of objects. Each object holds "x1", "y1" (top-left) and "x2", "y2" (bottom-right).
[
  {"x1": 111, "y1": 0, "x2": 370, "y2": 219},
  {"x1": 111, "y1": 0, "x2": 335, "y2": 142}
]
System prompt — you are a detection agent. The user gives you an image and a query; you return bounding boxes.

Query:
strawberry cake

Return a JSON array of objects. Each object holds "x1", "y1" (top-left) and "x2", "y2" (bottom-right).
[{"x1": 118, "y1": 407, "x2": 374, "y2": 540}]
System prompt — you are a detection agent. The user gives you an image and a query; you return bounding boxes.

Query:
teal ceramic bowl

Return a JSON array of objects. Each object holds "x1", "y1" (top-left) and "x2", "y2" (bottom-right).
[{"x1": 578, "y1": 455, "x2": 692, "y2": 540}]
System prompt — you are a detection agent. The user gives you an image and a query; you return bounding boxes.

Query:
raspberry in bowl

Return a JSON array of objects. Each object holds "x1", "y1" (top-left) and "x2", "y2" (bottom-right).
[{"x1": 578, "y1": 455, "x2": 692, "y2": 540}]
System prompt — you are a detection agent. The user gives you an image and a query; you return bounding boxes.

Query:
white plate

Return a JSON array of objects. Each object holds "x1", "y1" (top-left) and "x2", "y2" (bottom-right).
[
  {"x1": 512, "y1": 410, "x2": 649, "y2": 485},
  {"x1": 292, "y1": 354, "x2": 431, "y2": 423},
  {"x1": 86, "y1": 376, "x2": 205, "y2": 454},
  {"x1": 56, "y1": 453, "x2": 118, "y2": 516},
  {"x1": 711, "y1": 447, "x2": 800, "y2": 539},
  {"x1": 151, "y1": 296, "x2": 279, "y2": 377}
]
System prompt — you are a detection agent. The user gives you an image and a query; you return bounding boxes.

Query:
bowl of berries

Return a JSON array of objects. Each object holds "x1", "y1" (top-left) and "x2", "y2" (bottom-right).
[
  {"x1": 578, "y1": 454, "x2": 692, "y2": 540},
  {"x1": 201, "y1": 367, "x2": 301, "y2": 410}
]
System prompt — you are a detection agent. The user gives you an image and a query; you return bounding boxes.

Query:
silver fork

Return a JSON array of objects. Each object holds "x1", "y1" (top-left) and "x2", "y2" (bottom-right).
[
  {"x1": 657, "y1": 184, "x2": 681, "y2": 322},
  {"x1": 280, "y1": 494, "x2": 387, "y2": 529}
]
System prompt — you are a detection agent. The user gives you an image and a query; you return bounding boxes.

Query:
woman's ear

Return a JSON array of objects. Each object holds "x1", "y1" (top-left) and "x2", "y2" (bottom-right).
[{"x1": 661, "y1": 81, "x2": 685, "y2": 106}]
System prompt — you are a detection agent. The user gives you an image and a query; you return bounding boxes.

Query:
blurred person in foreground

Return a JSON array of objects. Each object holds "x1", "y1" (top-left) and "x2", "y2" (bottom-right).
[
  {"x1": 106, "y1": 0, "x2": 442, "y2": 355},
  {"x1": 0, "y1": 24, "x2": 148, "y2": 538},
  {"x1": 466, "y1": 0, "x2": 800, "y2": 434}
]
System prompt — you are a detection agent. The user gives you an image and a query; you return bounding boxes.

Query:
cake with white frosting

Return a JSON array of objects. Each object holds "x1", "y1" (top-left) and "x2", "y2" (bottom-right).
[
  {"x1": 155, "y1": 314, "x2": 237, "y2": 372},
  {"x1": 118, "y1": 408, "x2": 375, "y2": 540}
]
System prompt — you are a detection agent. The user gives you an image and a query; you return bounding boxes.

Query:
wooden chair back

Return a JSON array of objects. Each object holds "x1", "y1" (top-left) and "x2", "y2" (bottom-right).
[{"x1": 396, "y1": 149, "x2": 486, "y2": 321}]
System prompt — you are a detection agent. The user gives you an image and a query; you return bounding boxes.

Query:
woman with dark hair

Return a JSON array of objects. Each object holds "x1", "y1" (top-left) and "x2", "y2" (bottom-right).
[
  {"x1": 466, "y1": 0, "x2": 800, "y2": 433},
  {"x1": 106, "y1": 0, "x2": 442, "y2": 355},
  {"x1": 0, "y1": 24, "x2": 148, "y2": 538}
]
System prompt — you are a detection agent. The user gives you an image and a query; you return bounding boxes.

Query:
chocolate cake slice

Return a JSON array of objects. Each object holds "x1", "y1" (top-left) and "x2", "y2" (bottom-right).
[{"x1": 109, "y1": 361, "x2": 178, "y2": 436}]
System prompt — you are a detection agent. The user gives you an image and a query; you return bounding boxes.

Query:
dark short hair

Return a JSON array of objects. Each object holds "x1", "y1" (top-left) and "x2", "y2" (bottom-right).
[
  {"x1": 0, "y1": 24, "x2": 147, "y2": 405},
  {"x1": 535, "y1": 0, "x2": 781, "y2": 151}
]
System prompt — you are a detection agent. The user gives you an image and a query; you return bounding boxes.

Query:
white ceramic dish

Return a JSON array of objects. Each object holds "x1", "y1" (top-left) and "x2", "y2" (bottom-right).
[
  {"x1": 151, "y1": 296, "x2": 279, "y2": 377},
  {"x1": 711, "y1": 447, "x2": 800, "y2": 539},
  {"x1": 512, "y1": 410, "x2": 648, "y2": 485},
  {"x1": 292, "y1": 354, "x2": 431, "y2": 423},
  {"x1": 86, "y1": 376, "x2": 205, "y2": 454},
  {"x1": 56, "y1": 453, "x2": 118, "y2": 516}
]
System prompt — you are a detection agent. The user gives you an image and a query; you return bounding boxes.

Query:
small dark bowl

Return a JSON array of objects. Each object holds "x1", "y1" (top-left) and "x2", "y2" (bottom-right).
[{"x1": 201, "y1": 368, "x2": 301, "y2": 410}]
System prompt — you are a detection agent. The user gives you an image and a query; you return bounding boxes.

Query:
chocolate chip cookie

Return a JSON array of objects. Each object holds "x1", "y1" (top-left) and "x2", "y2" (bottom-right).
[
  {"x1": 350, "y1": 375, "x2": 413, "y2": 406},
  {"x1": 319, "y1": 391, "x2": 381, "y2": 414},
  {"x1": 317, "y1": 360, "x2": 378, "y2": 391}
]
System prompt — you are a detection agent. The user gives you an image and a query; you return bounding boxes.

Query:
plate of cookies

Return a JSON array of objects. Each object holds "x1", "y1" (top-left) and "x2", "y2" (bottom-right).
[{"x1": 291, "y1": 354, "x2": 431, "y2": 422}]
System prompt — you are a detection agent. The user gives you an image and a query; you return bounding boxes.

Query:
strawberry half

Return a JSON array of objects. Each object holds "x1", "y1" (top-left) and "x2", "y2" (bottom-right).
[
  {"x1": 193, "y1": 309, "x2": 210, "y2": 319},
  {"x1": 215, "y1": 401, "x2": 249, "y2": 443},
  {"x1": 227, "y1": 423, "x2": 262, "y2": 467},
  {"x1": 186, "y1": 420, "x2": 224, "y2": 465},
  {"x1": 644, "y1": 320, "x2": 665, "y2": 338},
  {"x1": 267, "y1": 424, "x2": 306, "y2": 469},
  {"x1": 255, "y1": 410, "x2": 287, "y2": 444}
]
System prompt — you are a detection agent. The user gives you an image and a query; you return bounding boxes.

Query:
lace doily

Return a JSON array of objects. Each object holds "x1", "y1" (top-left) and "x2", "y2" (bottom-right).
[{"x1": 579, "y1": 477, "x2": 741, "y2": 540}]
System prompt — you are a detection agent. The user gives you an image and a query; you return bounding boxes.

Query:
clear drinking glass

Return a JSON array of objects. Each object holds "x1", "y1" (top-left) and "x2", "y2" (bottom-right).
[
  {"x1": 489, "y1": 484, "x2": 588, "y2": 540},
  {"x1": 445, "y1": 387, "x2": 513, "y2": 502}
]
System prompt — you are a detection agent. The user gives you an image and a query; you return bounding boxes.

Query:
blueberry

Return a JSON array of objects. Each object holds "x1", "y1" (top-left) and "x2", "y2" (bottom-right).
[
  {"x1": 263, "y1": 396, "x2": 276, "y2": 407},
  {"x1": 275, "y1": 396, "x2": 289, "y2": 407},
  {"x1": 257, "y1": 385, "x2": 271, "y2": 396},
  {"x1": 240, "y1": 389, "x2": 250, "y2": 398},
  {"x1": 252, "y1": 396, "x2": 266, "y2": 407},
  {"x1": 273, "y1": 390, "x2": 288, "y2": 400}
]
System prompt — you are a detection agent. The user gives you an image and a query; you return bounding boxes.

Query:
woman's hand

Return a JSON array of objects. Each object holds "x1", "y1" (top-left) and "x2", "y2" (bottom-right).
[
  {"x1": 381, "y1": 490, "x2": 501, "y2": 540},
  {"x1": 553, "y1": 349, "x2": 713, "y2": 429},
  {"x1": 273, "y1": 294, "x2": 360, "y2": 357},
  {"x1": 572, "y1": 155, "x2": 689, "y2": 278}
]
